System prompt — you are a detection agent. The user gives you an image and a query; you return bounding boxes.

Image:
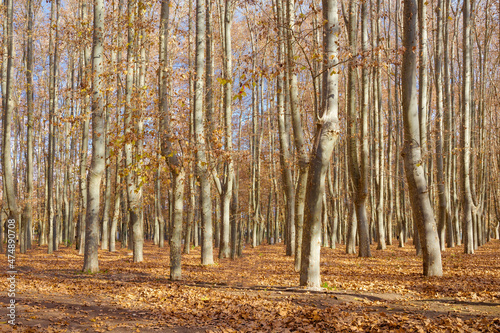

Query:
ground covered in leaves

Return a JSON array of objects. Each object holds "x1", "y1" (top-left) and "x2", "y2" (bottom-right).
[{"x1": 1, "y1": 239, "x2": 500, "y2": 332}]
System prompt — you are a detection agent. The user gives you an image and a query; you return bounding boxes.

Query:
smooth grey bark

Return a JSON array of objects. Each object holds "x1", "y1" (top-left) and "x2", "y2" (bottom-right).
[
  {"x1": 47, "y1": 0, "x2": 60, "y2": 254},
  {"x1": 110, "y1": 151, "x2": 121, "y2": 252},
  {"x1": 286, "y1": 0, "x2": 309, "y2": 271},
  {"x1": 219, "y1": 0, "x2": 235, "y2": 259},
  {"x1": 274, "y1": 0, "x2": 295, "y2": 258},
  {"x1": 299, "y1": 0, "x2": 339, "y2": 289},
  {"x1": 433, "y1": 0, "x2": 448, "y2": 252},
  {"x1": 194, "y1": 0, "x2": 214, "y2": 265},
  {"x1": 418, "y1": 0, "x2": 428, "y2": 174},
  {"x1": 159, "y1": 0, "x2": 185, "y2": 280},
  {"x1": 461, "y1": 0, "x2": 474, "y2": 254},
  {"x1": 101, "y1": 98, "x2": 111, "y2": 251},
  {"x1": 22, "y1": 0, "x2": 35, "y2": 253},
  {"x1": 374, "y1": 0, "x2": 385, "y2": 251},
  {"x1": 109, "y1": 0, "x2": 123, "y2": 253},
  {"x1": 124, "y1": 0, "x2": 143, "y2": 263},
  {"x1": 443, "y1": 0, "x2": 455, "y2": 248},
  {"x1": 82, "y1": 0, "x2": 106, "y2": 273},
  {"x1": 78, "y1": 0, "x2": 91, "y2": 255},
  {"x1": 2, "y1": 0, "x2": 20, "y2": 237},
  {"x1": 401, "y1": 0, "x2": 442, "y2": 277},
  {"x1": 346, "y1": 0, "x2": 371, "y2": 258}
]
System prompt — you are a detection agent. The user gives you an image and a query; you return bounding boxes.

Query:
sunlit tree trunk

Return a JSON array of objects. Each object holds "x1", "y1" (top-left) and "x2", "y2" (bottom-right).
[
  {"x1": 285, "y1": 0, "x2": 309, "y2": 271},
  {"x1": 401, "y1": 0, "x2": 442, "y2": 276},
  {"x1": 461, "y1": 0, "x2": 474, "y2": 254},
  {"x1": 110, "y1": 151, "x2": 121, "y2": 252},
  {"x1": 47, "y1": 0, "x2": 61, "y2": 254},
  {"x1": 124, "y1": 0, "x2": 143, "y2": 263},
  {"x1": 194, "y1": 0, "x2": 214, "y2": 265},
  {"x1": 83, "y1": 0, "x2": 106, "y2": 273},
  {"x1": 101, "y1": 97, "x2": 111, "y2": 251},
  {"x1": 78, "y1": 0, "x2": 91, "y2": 255},
  {"x1": 219, "y1": 0, "x2": 235, "y2": 259},
  {"x1": 22, "y1": 0, "x2": 35, "y2": 253},
  {"x1": 159, "y1": 0, "x2": 185, "y2": 280},
  {"x1": 374, "y1": 0, "x2": 385, "y2": 250},
  {"x1": 2, "y1": 0, "x2": 20, "y2": 245},
  {"x1": 346, "y1": 0, "x2": 371, "y2": 258},
  {"x1": 443, "y1": 0, "x2": 454, "y2": 248},
  {"x1": 274, "y1": 0, "x2": 295, "y2": 257},
  {"x1": 433, "y1": 0, "x2": 449, "y2": 252},
  {"x1": 300, "y1": 0, "x2": 339, "y2": 289}
]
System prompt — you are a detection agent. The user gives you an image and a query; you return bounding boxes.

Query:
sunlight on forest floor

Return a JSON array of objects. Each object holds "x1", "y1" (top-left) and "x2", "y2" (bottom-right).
[{"x1": 2, "y1": 240, "x2": 499, "y2": 332}]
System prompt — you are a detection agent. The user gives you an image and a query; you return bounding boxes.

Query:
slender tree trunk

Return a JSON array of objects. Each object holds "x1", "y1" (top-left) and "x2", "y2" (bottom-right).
[
  {"x1": 299, "y1": 0, "x2": 339, "y2": 289},
  {"x1": 101, "y1": 97, "x2": 111, "y2": 250},
  {"x1": 47, "y1": 0, "x2": 60, "y2": 254},
  {"x1": 124, "y1": 0, "x2": 143, "y2": 263},
  {"x1": 401, "y1": 0, "x2": 442, "y2": 276},
  {"x1": 110, "y1": 152, "x2": 121, "y2": 252},
  {"x1": 219, "y1": 0, "x2": 235, "y2": 259},
  {"x1": 461, "y1": 0, "x2": 474, "y2": 254},
  {"x1": 347, "y1": 0, "x2": 371, "y2": 258},
  {"x1": 83, "y1": 0, "x2": 106, "y2": 273},
  {"x1": 83, "y1": 0, "x2": 105, "y2": 273},
  {"x1": 374, "y1": 0, "x2": 385, "y2": 250},
  {"x1": 21, "y1": 0, "x2": 35, "y2": 253},
  {"x1": 285, "y1": 0, "x2": 309, "y2": 271},
  {"x1": 159, "y1": 0, "x2": 185, "y2": 279},
  {"x1": 78, "y1": 0, "x2": 91, "y2": 255},
  {"x1": 274, "y1": 0, "x2": 295, "y2": 257},
  {"x1": 193, "y1": 0, "x2": 214, "y2": 265},
  {"x1": 2, "y1": 0, "x2": 20, "y2": 244},
  {"x1": 433, "y1": 0, "x2": 448, "y2": 252}
]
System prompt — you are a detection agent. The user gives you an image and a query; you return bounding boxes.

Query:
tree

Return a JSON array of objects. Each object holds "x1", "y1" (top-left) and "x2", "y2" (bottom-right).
[
  {"x1": 1, "y1": 0, "x2": 20, "y2": 240},
  {"x1": 219, "y1": 0, "x2": 235, "y2": 259},
  {"x1": 274, "y1": 0, "x2": 295, "y2": 258},
  {"x1": 401, "y1": 0, "x2": 442, "y2": 277},
  {"x1": 82, "y1": 0, "x2": 106, "y2": 273},
  {"x1": 194, "y1": 0, "x2": 214, "y2": 265},
  {"x1": 300, "y1": 0, "x2": 339, "y2": 289},
  {"x1": 124, "y1": 0, "x2": 144, "y2": 263},
  {"x1": 346, "y1": 0, "x2": 371, "y2": 258},
  {"x1": 461, "y1": 0, "x2": 474, "y2": 254},
  {"x1": 22, "y1": 0, "x2": 35, "y2": 253},
  {"x1": 159, "y1": 0, "x2": 185, "y2": 280},
  {"x1": 433, "y1": 0, "x2": 449, "y2": 251},
  {"x1": 286, "y1": 0, "x2": 309, "y2": 271}
]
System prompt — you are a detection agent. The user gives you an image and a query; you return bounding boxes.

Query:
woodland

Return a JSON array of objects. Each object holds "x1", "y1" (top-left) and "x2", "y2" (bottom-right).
[{"x1": 0, "y1": 0, "x2": 499, "y2": 331}]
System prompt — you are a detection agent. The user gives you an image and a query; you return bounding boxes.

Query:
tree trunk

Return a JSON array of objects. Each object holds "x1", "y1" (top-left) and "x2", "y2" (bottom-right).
[
  {"x1": 461, "y1": 0, "x2": 474, "y2": 255},
  {"x1": 83, "y1": 0, "x2": 106, "y2": 273},
  {"x1": 159, "y1": 0, "x2": 185, "y2": 280},
  {"x1": 347, "y1": 0, "x2": 371, "y2": 258},
  {"x1": 194, "y1": 0, "x2": 214, "y2": 265},
  {"x1": 124, "y1": 0, "x2": 143, "y2": 263},
  {"x1": 219, "y1": 0, "x2": 235, "y2": 259},
  {"x1": 2, "y1": 0, "x2": 20, "y2": 246},
  {"x1": 299, "y1": 0, "x2": 341, "y2": 279},
  {"x1": 401, "y1": 0, "x2": 442, "y2": 277},
  {"x1": 101, "y1": 96, "x2": 111, "y2": 251},
  {"x1": 285, "y1": 0, "x2": 309, "y2": 272},
  {"x1": 433, "y1": 0, "x2": 449, "y2": 252},
  {"x1": 374, "y1": 0, "x2": 385, "y2": 250},
  {"x1": 78, "y1": 0, "x2": 91, "y2": 255},
  {"x1": 22, "y1": 0, "x2": 35, "y2": 253},
  {"x1": 274, "y1": 0, "x2": 295, "y2": 257}
]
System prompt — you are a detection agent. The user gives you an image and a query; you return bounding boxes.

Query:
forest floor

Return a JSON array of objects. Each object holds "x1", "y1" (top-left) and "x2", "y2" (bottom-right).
[{"x1": 1, "y1": 238, "x2": 499, "y2": 332}]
